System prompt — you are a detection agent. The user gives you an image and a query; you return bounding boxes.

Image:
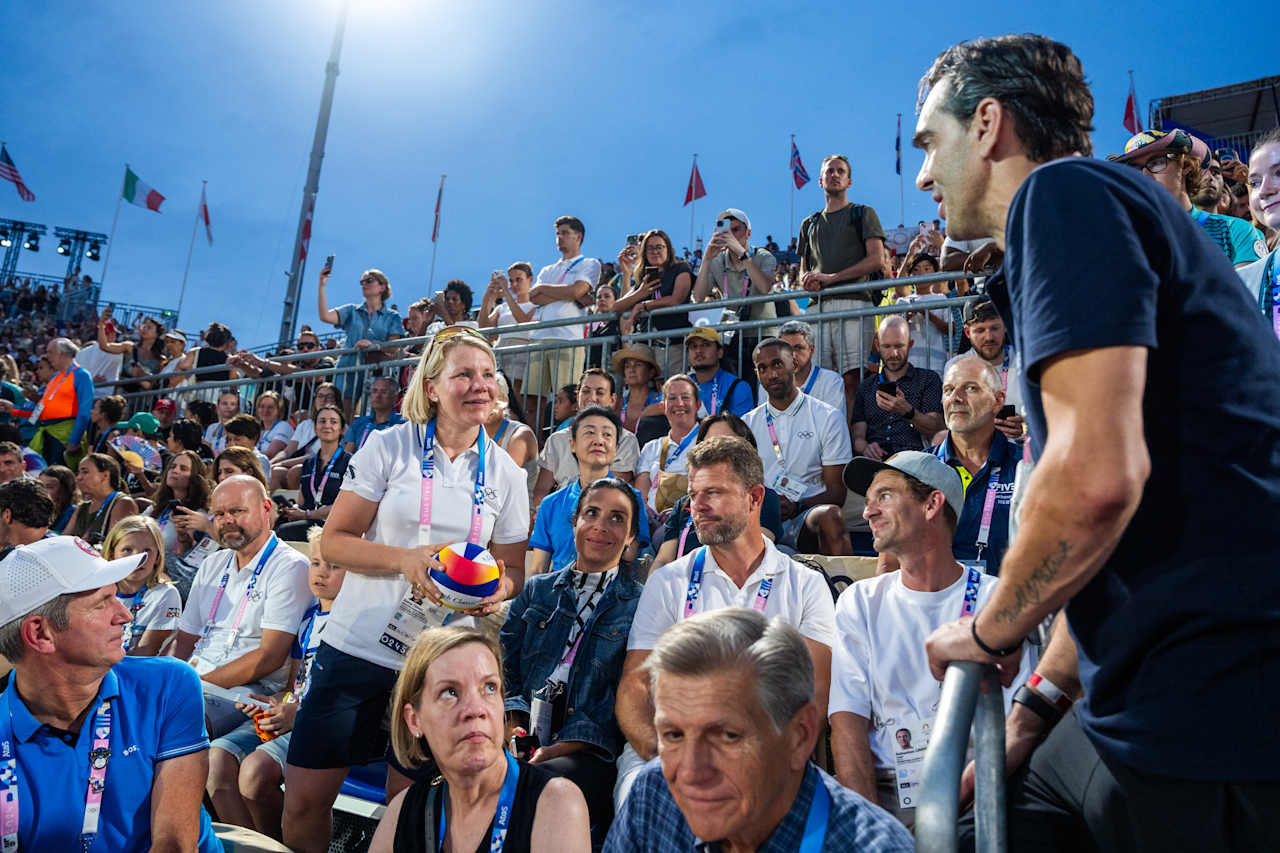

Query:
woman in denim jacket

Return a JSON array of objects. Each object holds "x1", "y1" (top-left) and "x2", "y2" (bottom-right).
[{"x1": 501, "y1": 477, "x2": 643, "y2": 844}]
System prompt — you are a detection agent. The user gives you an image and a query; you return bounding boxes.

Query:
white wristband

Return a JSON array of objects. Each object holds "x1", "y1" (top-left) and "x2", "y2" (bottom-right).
[{"x1": 1028, "y1": 673, "x2": 1072, "y2": 711}]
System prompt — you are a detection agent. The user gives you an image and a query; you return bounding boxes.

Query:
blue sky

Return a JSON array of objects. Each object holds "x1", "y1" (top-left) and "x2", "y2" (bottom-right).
[{"x1": 1, "y1": 0, "x2": 1268, "y2": 347}]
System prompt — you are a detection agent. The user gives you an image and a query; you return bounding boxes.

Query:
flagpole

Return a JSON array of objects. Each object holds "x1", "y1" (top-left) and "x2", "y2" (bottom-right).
[
  {"x1": 428, "y1": 173, "x2": 445, "y2": 292},
  {"x1": 897, "y1": 114, "x2": 904, "y2": 227},
  {"x1": 100, "y1": 164, "x2": 126, "y2": 285},
  {"x1": 689, "y1": 154, "x2": 697, "y2": 253},
  {"x1": 789, "y1": 135, "x2": 796, "y2": 243},
  {"x1": 177, "y1": 180, "x2": 203, "y2": 321}
]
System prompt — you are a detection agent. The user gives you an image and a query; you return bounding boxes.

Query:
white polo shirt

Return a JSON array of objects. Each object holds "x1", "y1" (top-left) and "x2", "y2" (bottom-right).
[
  {"x1": 829, "y1": 568, "x2": 1032, "y2": 769},
  {"x1": 743, "y1": 391, "x2": 852, "y2": 500},
  {"x1": 324, "y1": 420, "x2": 531, "y2": 671},
  {"x1": 531, "y1": 255, "x2": 601, "y2": 341},
  {"x1": 178, "y1": 536, "x2": 313, "y2": 694},
  {"x1": 627, "y1": 536, "x2": 835, "y2": 651},
  {"x1": 539, "y1": 428, "x2": 640, "y2": 489},
  {"x1": 759, "y1": 366, "x2": 847, "y2": 420}
]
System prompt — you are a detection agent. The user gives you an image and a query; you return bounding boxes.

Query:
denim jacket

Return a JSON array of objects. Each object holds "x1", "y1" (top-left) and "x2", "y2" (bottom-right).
[{"x1": 500, "y1": 564, "x2": 642, "y2": 761}]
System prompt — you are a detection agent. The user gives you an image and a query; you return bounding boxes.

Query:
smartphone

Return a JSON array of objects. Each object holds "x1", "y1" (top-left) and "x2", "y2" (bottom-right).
[
  {"x1": 878, "y1": 380, "x2": 898, "y2": 396},
  {"x1": 997, "y1": 404, "x2": 1016, "y2": 419},
  {"x1": 715, "y1": 218, "x2": 732, "y2": 234},
  {"x1": 322, "y1": 254, "x2": 334, "y2": 274},
  {"x1": 103, "y1": 319, "x2": 116, "y2": 336},
  {"x1": 165, "y1": 499, "x2": 181, "y2": 515},
  {"x1": 491, "y1": 269, "x2": 505, "y2": 282},
  {"x1": 513, "y1": 734, "x2": 539, "y2": 761},
  {"x1": 626, "y1": 233, "x2": 642, "y2": 247}
]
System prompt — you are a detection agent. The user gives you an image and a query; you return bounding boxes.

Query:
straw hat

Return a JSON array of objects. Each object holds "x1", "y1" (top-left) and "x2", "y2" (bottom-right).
[{"x1": 611, "y1": 343, "x2": 661, "y2": 377}]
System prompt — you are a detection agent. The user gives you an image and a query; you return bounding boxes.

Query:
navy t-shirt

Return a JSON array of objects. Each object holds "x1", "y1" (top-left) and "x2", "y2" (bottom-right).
[{"x1": 988, "y1": 157, "x2": 1280, "y2": 779}]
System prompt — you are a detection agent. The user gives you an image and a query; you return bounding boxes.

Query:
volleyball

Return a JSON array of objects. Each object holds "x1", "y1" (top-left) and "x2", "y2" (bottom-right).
[{"x1": 431, "y1": 542, "x2": 501, "y2": 610}]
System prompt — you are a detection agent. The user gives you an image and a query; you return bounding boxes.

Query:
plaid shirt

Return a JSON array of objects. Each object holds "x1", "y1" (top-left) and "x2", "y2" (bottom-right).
[
  {"x1": 603, "y1": 760, "x2": 913, "y2": 852},
  {"x1": 851, "y1": 362, "x2": 943, "y2": 454}
]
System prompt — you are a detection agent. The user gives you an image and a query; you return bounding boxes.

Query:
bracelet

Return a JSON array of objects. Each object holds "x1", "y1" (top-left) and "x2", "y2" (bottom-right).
[
  {"x1": 971, "y1": 616, "x2": 1023, "y2": 658},
  {"x1": 1028, "y1": 673, "x2": 1073, "y2": 711},
  {"x1": 1012, "y1": 684, "x2": 1064, "y2": 726},
  {"x1": 904, "y1": 405, "x2": 916, "y2": 420}
]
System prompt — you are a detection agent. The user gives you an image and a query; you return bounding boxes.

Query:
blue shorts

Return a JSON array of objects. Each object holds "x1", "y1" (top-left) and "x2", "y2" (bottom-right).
[
  {"x1": 779, "y1": 506, "x2": 821, "y2": 550},
  {"x1": 212, "y1": 722, "x2": 293, "y2": 770}
]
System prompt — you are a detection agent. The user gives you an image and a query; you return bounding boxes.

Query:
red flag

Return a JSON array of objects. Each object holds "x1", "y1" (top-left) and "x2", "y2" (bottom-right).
[
  {"x1": 298, "y1": 195, "x2": 314, "y2": 263},
  {"x1": 1123, "y1": 75, "x2": 1143, "y2": 135},
  {"x1": 199, "y1": 184, "x2": 213, "y2": 246},
  {"x1": 684, "y1": 158, "x2": 706, "y2": 206},
  {"x1": 431, "y1": 177, "x2": 445, "y2": 243}
]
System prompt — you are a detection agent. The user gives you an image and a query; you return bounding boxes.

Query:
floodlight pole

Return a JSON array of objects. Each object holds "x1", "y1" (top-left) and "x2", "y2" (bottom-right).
[{"x1": 278, "y1": 0, "x2": 350, "y2": 346}]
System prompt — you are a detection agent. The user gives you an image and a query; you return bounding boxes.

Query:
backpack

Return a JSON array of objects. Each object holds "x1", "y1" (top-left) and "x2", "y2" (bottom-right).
[{"x1": 800, "y1": 204, "x2": 883, "y2": 296}]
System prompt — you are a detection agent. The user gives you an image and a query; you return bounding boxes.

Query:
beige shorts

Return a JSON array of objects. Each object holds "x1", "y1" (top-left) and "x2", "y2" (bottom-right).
[
  {"x1": 807, "y1": 297, "x2": 875, "y2": 375},
  {"x1": 525, "y1": 342, "x2": 586, "y2": 398}
]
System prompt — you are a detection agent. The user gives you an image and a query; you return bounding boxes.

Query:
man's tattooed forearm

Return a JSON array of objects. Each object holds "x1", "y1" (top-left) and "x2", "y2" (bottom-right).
[{"x1": 991, "y1": 540, "x2": 1070, "y2": 624}]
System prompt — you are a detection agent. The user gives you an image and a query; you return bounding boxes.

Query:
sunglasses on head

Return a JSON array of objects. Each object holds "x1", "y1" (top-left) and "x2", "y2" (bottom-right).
[{"x1": 427, "y1": 325, "x2": 488, "y2": 351}]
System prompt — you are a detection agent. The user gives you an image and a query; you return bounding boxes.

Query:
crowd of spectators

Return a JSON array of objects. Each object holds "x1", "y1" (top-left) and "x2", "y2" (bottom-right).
[{"x1": 1, "y1": 32, "x2": 1279, "y2": 853}]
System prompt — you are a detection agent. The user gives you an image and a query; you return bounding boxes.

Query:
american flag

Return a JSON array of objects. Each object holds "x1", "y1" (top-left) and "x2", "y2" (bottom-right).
[
  {"x1": 0, "y1": 144, "x2": 35, "y2": 202},
  {"x1": 791, "y1": 141, "x2": 810, "y2": 189}
]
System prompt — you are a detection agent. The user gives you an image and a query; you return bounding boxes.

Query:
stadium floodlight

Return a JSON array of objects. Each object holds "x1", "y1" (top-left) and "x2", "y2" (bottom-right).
[
  {"x1": 23, "y1": 233, "x2": 38, "y2": 252},
  {"x1": 86, "y1": 241, "x2": 101, "y2": 261},
  {"x1": 57, "y1": 238, "x2": 71, "y2": 255}
]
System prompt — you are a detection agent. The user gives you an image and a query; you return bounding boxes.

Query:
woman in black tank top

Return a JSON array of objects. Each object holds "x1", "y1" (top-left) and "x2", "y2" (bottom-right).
[{"x1": 369, "y1": 628, "x2": 589, "y2": 853}]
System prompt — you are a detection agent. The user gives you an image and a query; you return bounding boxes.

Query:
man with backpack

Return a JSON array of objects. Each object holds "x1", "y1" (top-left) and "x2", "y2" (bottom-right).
[{"x1": 798, "y1": 155, "x2": 888, "y2": 407}]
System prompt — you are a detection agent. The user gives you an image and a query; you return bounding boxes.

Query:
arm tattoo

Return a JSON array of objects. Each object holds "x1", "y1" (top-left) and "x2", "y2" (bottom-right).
[{"x1": 992, "y1": 540, "x2": 1071, "y2": 624}]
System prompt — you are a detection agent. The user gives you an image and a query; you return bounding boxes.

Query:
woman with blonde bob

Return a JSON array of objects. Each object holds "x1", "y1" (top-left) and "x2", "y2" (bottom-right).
[
  {"x1": 102, "y1": 515, "x2": 183, "y2": 656},
  {"x1": 369, "y1": 627, "x2": 590, "y2": 853},
  {"x1": 281, "y1": 326, "x2": 532, "y2": 853}
]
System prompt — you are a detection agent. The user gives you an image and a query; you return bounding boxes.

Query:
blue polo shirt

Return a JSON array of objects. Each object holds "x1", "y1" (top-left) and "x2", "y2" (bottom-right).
[
  {"x1": 343, "y1": 412, "x2": 407, "y2": 450},
  {"x1": 696, "y1": 368, "x2": 754, "y2": 417},
  {"x1": 0, "y1": 657, "x2": 221, "y2": 852},
  {"x1": 333, "y1": 302, "x2": 403, "y2": 351},
  {"x1": 933, "y1": 429, "x2": 1018, "y2": 574},
  {"x1": 530, "y1": 476, "x2": 651, "y2": 572}
]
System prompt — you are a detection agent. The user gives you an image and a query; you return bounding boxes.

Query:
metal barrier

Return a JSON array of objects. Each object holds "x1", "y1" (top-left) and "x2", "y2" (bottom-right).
[
  {"x1": 916, "y1": 662, "x2": 1007, "y2": 853},
  {"x1": 107, "y1": 270, "x2": 980, "y2": 434}
]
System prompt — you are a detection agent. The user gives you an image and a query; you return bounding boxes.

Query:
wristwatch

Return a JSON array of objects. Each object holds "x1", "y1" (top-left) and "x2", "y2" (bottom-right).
[
  {"x1": 904, "y1": 405, "x2": 916, "y2": 420},
  {"x1": 737, "y1": 250, "x2": 750, "y2": 263}
]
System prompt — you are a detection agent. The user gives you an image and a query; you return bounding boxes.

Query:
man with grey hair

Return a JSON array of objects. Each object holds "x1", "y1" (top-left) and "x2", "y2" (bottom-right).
[
  {"x1": 830, "y1": 452, "x2": 1031, "y2": 827},
  {"x1": 0, "y1": 536, "x2": 222, "y2": 850},
  {"x1": 774, "y1": 318, "x2": 847, "y2": 419},
  {"x1": 0, "y1": 336, "x2": 95, "y2": 465},
  {"x1": 603, "y1": 608, "x2": 913, "y2": 852},
  {"x1": 932, "y1": 354, "x2": 1019, "y2": 573},
  {"x1": 614, "y1": 436, "x2": 836, "y2": 808},
  {"x1": 173, "y1": 475, "x2": 311, "y2": 738},
  {"x1": 851, "y1": 315, "x2": 943, "y2": 459}
]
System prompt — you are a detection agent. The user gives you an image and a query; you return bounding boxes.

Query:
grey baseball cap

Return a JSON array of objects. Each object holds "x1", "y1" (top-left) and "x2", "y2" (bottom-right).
[{"x1": 843, "y1": 451, "x2": 964, "y2": 518}]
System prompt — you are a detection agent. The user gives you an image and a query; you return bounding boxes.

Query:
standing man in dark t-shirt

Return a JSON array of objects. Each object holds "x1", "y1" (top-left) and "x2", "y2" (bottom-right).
[
  {"x1": 798, "y1": 155, "x2": 886, "y2": 401},
  {"x1": 914, "y1": 35, "x2": 1280, "y2": 851}
]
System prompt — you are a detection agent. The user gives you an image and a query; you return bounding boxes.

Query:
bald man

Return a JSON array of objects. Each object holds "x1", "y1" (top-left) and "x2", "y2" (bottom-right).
[
  {"x1": 852, "y1": 315, "x2": 944, "y2": 459},
  {"x1": 174, "y1": 475, "x2": 312, "y2": 737}
]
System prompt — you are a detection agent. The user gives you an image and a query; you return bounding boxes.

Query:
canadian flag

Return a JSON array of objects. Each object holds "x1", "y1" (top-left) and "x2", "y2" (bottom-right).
[{"x1": 1123, "y1": 75, "x2": 1143, "y2": 135}]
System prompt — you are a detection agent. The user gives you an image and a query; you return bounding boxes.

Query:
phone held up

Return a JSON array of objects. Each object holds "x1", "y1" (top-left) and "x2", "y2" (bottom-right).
[
  {"x1": 878, "y1": 380, "x2": 898, "y2": 396},
  {"x1": 714, "y1": 218, "x2": 732, "y2": 235},
  {"x1": 322, "y1": 254, "x2": 335, "y2": 275},
  {"x1": 997, "y1": 404, "x2": 1016, "y2": 420},
  {"x1": 625, "y1": 233, "x2": 642, "y2": 248}
]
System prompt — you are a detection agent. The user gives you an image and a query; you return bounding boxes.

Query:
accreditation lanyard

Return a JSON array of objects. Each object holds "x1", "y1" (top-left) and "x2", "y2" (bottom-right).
[
  {"x1": 1271, "y1": 260, "x2": 1280, "y2": 341},
  {"x1": 802, "y1": 366, "x2": 820, "y2": 396},
  {"x1": 959, "y1": 564, "x2": 983, "y2": 618},
  {"x1": 291, "y1": 610, "x2": 327, "y2": 696},
  {"x1": 798, "y1": 775, "x2": 831, "y2": 853},
  {"x1": 419, "y1": 419, "x2": 485, "y2": 547},
  {"x1": 559, "y1": 571, "x2": 617, "y2": 669},
  {"x1": 30, "y1": 369, "x2": 73, "y2": 424},
  {"x1": 683, "y1": 547, "x2": 773, "y2": 618},
  {"x1": 677, "y1": 518, "x2": 694, "y2": 558},
  {"x1": 202, "y1": 535, "x2": 280, "y2": 642},
  {"x1": 493, "y1": 420, "x2": 509, "y2": 446},
  {"x1": 663, "y1": 428, "x2": 696, "y2": 471},
  {"x1": 1000, "y1": 346, "x2": 1012, "y2": 391},
  {"x1": 621, "y1": 389, "x2": 659, "y2": 430},
  {"x1": 92, "y1": 492, "x2": 119, "y2": 527},
  {"x1": 0, "y1": 693, "x2": 114, "y2": 853},
  {"x1": 308, "y1": 448, "x2": 345, "y2": 506},
  {"x1": 764, "y1": 398, "x2": 804, "y2": 468},
  {"x1": 556, "y1": 256, "x2": 585, "y2": 284},
  {"x1": 437, "y1": 750, "x2": 520, "y2": 853},
  {"x1": 214, "y1": 424, "x2": 225, "y2": 452},
  {"x1": 974, "y1": 466, "x2": 1002, "y2": 558},
  {"x1": 720, "y1": 249, "x2": 755, "y2": 298},
  {"x1": 120, "y1": 588, "x2": 146, "y2": 652}
]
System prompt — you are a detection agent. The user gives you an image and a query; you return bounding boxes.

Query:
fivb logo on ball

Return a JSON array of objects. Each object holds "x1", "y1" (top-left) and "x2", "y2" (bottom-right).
[{"x1": 431, "y1": 542, "x2": 500, "y2": 610}]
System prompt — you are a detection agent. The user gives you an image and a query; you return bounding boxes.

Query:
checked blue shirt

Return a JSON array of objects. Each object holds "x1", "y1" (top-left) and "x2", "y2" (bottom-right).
[{"x1": 603, "y1": 760, "x2": 913, "y2": 852}]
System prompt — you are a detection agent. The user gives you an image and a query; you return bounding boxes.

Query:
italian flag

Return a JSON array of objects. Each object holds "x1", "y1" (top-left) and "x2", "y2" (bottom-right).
[{"x1": 122, "y1": 166, "x2": 165, "y2": 212}]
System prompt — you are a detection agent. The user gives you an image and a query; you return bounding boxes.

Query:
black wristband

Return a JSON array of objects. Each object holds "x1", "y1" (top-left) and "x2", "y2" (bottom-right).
[
  {"x1": 971, "y1": 616, "x2": 1023, "y2": 658},
  {"x1": 904, "y1": 405, "x2": 916, "y2": 421},
  {"x1": 1013, "y1": 684, "x2": 1064, "y2": 726}
]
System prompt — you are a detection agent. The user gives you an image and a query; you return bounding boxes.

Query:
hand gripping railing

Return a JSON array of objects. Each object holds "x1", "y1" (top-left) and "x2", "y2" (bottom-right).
[{"x1": 915, "y1": 662, "x2": 1007, "y2": 853}]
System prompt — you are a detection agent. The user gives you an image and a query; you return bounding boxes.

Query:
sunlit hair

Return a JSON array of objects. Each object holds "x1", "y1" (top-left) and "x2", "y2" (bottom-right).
[
  {"x1": 662, "y1": 373, "x2": 700, "y2": 403},
  {"x1": 401, "y1": 329, "x2": 497, "y2": 425},
  {"x1": 102, "y1": 514, "x2": 168, "y2": 588},
  {"x1": 83, "y1": 452, "x2": 123, "y2": 492},
  {"x1": 944, "y1": 353, "x2": 1003, "y2": 395},
  {"x1": 254, "y1": 390, "x2": 283, "y2": 424},
  {"x1": 390, "y1": 627, "x2": 504, "y2": 768}
]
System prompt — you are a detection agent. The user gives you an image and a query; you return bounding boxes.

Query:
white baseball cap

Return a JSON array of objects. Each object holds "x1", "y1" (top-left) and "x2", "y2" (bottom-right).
[
  {"x1": 718, "y1": 208, "x2": 751, "y2": 230},
  {"x1": 0, "y1": 536, "x2": 145, "y2": 625}
]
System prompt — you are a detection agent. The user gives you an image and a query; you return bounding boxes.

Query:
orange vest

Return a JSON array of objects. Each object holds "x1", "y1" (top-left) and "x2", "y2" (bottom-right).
[{"x1": 38, "y1": 369, "x2": 79, "y2": 420}]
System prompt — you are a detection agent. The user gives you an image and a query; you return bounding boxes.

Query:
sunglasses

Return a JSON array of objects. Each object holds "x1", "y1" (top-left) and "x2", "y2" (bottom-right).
[
  {"x1": 360, "y1": 276, "x2": 378, "y2": 285},
  {"x1": 298, "y1": 341, "x2": 319, "y2": 350}
]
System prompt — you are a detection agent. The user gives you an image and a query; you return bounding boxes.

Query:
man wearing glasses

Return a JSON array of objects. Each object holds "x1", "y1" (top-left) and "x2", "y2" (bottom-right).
[{"x1": 1108, "y1": 130, "x2": 1266, "y2": 268}]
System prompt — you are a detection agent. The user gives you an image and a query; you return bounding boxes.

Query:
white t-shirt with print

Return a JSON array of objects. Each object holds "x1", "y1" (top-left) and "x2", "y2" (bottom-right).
[
  {"x1": 178, "y1": 536, "x2": 313, "y2": 694},
  {"x1": 829, "y1": 568, "x2": 1033, "y2": 769},
  {"x1": 531, "y1": 255, "x2": 601, "y2": 341},
  {"x1": 627, "y1": 536, "x2": 835, "y2": 651},
  {"x1": 743, "y1": 391, "x2": 852, "y2": 501},
  {"x1": 324, "y1": 420, "x2": 531, "y2": 671},
  {"x1": 118, "y1": 582, "x2": 183, "y2": 650}
]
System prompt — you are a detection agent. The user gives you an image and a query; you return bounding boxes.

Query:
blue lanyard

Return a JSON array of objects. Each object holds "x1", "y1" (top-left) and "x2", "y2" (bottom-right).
[
  {"x1": 684, "y1": 547, "x2": 773, "y2": 618},
  {"x1": 802, "y1": 366, "x2": 820, "y2": 396},
  {"x1": 960, "y1": 565, "x2": 983, "y2": 618},
  {"x1": 420, "y1": 419, "x2": 486, "y2": 545},
  {"x1": 664, "y1": 428, "x2": 697, "y2": 468},
  {"x1": 556, "y1": 256, "x2": 586, "y2": 283},
  {"x1": 92, "y1": 492, "x2": 119, "y2": 525},
  {"x1": 437, "y1": 750, "x2": 520, "y2": 853},
  {"x1": 308, "y1": 448, "x2": 345, "y2": 506},
  {"x1": 493, "y1": 420, "x2": 509, "y2": 445},
  {"x1": 798, "y1": 774, "x2": 830, "y2": 853},
  {"x1": 120, "y1": 588, "x2": 146, "y2": 651},
  {"x1": 203, "y1": 536, "x2": 280, "y2": 637},
  {"x1": 292, "y1": 610, "x2": 328, "y2": 695}
]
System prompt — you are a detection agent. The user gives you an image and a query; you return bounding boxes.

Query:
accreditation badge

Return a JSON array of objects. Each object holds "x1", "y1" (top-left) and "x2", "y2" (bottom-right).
[
  {"x1": 377, "y1": 583, "x2": 457, "y2": 658},
  {"x1": 770, "y1": 472, "x2": 807, "y2": 502},
  {"x1": 891, "y1": 717, "x2": 933, "y2": 809}
]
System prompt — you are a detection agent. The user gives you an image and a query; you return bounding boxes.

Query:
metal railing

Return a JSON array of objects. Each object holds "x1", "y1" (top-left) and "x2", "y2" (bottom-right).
[{"x1": 916, "y1": 662, "x2": 1007, "y2": 853}]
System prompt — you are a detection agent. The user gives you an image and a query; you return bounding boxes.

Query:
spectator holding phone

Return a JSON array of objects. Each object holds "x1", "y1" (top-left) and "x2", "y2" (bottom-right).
[
  {"x1": 480, "y1": 263, "x2": 536, "y2": 397},
  {"x1": 614, "y1": 229, "x2": 694, "y2": 376},
  {"x1": 851, "y1": 316, "x2": 943, "y2": 459},
  {"x1": 316, "y1": 262, "x2": 403, "y2": 418},
  {"x1": 692, "y1": 209, "x2": 779, "y2": 376}
]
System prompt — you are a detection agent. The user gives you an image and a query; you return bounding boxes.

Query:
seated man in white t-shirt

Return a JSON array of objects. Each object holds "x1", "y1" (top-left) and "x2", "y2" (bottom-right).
[
  {"x1": 743, "y1": 338, "x2": 853, "y2": 556},
  {"x1": 173, "y1": 475, "x2": 313, "y2": 737},
  {"x1": 533, "y1": 369, "x2": 640, "y2": 507},
  {"x1": 829, "y1": 451, "x2": 1032, "y2": 828},
  {"x1": 614, "y1": 436, "x2": 836, "y2": 808}
]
